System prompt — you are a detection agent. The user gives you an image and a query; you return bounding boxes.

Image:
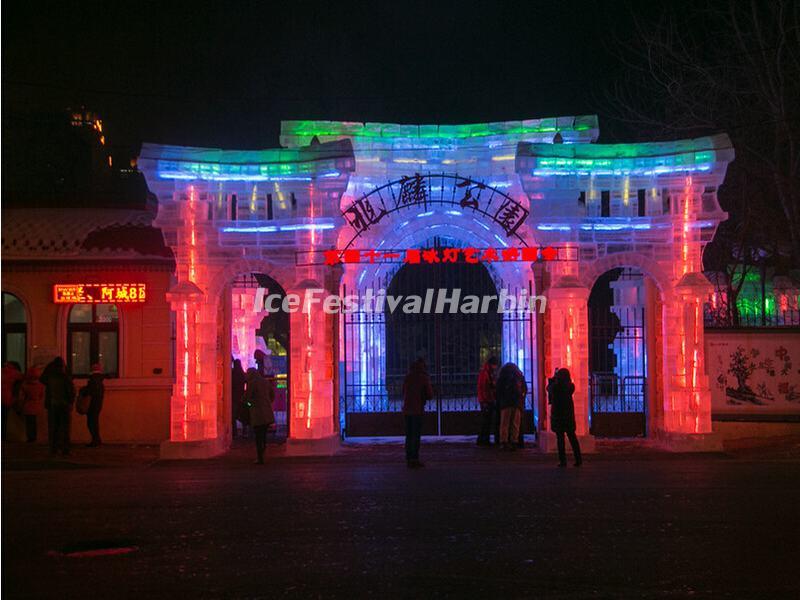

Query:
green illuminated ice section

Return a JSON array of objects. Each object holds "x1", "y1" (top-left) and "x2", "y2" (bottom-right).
[
  {"x1": 139, "y1": 140, "x2": 354, "y2": 181},
  {"x1": 519, "y1": 134, "x2": 733, "y2": 176},
  {"x1": 280, "y1": 115, "x2": 599, "y2": 146}
]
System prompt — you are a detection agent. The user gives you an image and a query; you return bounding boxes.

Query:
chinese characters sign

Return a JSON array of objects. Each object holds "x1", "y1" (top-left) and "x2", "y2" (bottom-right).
[
  {"x1": 310, "y1": 245, "x2": 567, "y2": 266},
  {"x1": 342, "y1": 174, "x2": 529, "y2": 244},
  {"x1": 53, "y1": 283, "x2": 147, "y2": 304}
]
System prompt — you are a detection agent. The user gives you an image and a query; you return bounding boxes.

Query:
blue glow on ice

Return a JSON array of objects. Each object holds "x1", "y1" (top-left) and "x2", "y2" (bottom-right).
[{"x1": 222, "y1": 223, "x2": 335, "y2": 233}]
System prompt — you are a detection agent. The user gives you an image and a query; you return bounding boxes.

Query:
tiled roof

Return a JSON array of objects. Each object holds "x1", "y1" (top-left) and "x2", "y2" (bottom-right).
[{"x1": 1, "y1": 208, "x2": 173, "y2": 260}]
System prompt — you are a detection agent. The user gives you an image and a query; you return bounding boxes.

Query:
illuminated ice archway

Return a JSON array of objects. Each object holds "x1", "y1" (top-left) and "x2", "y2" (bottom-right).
[
  {"x1": 138, "y1": 116, "x2": 734, "y2": 456},
  {"x1": 197, "y1": 258, "x2": 296, "y2": 445},
  {"x1": 338, "y1": 203, "x2": 541, "y2": 435}
]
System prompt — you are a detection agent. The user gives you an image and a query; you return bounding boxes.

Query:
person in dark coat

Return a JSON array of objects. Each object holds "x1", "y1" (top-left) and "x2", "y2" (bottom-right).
[
  {"x1": 231, "y1": 359, "x2": 246, "y2": 438},
  {"x1": 496, "y1": 363, "x2": 527, "y2": 451},
  {"x1": 476, "y1": 356, "x2": 499, "y2": 446},
  {"x1": 85, "y1": 363, "x2": 105, "y2": 447},
  {"x1": 243, "y1": 368, "x2": 275, "y2": 464},
  {"x1": 40, "y1": 357, "x2": 75, "y2": 456},
  {"x1": 402, "y1": 358, "x2": 433, "y2": 468},
  {"x1": 547, "y1": 368, "x2": 582, "y2": 467}
]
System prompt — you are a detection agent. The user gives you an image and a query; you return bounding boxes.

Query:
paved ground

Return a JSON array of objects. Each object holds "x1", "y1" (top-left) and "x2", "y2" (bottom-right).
[{"x1": 3, "y1": 438, "x2": 800, "y2": 599}]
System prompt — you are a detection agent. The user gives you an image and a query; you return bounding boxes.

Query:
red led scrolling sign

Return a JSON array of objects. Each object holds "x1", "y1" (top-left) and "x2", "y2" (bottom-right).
[{"x1": 53, "y1": 283, "x2": 147, "y2": 304}]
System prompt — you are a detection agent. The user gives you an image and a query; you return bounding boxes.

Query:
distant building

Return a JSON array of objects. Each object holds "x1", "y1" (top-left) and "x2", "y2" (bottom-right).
[{"x1": 2, "y1": 108, "x2": 150, "y2": 210}]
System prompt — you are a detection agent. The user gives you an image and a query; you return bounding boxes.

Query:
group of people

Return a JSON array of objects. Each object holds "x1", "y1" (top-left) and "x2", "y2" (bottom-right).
[
  {"x1": 1, "y1": 358, "x2": 104, "y2": 454},
  {"x1": 477, "y1": 357, "x2": 528, "y2": 451},
  {"x1": 401, "y1": 356, "x2": 582, "y2": 468},
  {"x1": 231, "y1": 356, "x2": 276, "y2": 465}
]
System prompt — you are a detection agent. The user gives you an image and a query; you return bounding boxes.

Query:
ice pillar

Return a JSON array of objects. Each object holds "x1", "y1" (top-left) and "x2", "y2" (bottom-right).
[
  {"x1": 288, "y1": 281, "x2": 336, "y2": 441},
  {"x1": 547, "y1": 277, "x2": 590, "y2": 436},
  {"x1": 663, "y1": 273, "x2": 713, "y2": 434}
]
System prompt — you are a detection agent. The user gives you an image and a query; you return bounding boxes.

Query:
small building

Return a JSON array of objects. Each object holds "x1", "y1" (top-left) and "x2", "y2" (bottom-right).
[{"x1": 1, "y1": 208, "x2": 174, "y2": 443}]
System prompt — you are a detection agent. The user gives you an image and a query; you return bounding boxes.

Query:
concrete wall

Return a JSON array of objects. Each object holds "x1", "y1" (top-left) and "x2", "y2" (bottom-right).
[{"x1": 713, "y1": 420, "x2": 800, "y2": 441}]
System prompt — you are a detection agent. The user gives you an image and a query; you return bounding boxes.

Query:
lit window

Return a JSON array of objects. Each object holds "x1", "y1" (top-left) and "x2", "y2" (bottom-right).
[{"x1": 68, "y1": 303, "x2": 119, "y2": 377}]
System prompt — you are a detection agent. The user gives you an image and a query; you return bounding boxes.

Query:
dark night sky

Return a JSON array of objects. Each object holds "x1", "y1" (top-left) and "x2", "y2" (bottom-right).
[{"x1": 2, "y1": 0, "x2": 668, "y2": 151}]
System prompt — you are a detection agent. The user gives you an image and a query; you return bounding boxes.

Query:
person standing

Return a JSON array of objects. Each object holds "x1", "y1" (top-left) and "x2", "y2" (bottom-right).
[
  {"x1": 231, "y1": 359, "x2": 246, "y2": 439},
  {"x1": 476, "y1": 356, "x2": 499, "y2": 446},
  {"x1": 85, "y1": 363, "x2": 105, "y2": 447},
  {"x1": 547, "y1": 368, "x2": 582, "y2": 467},
  {"x1": 402, "y1": 358, "x2": 433, "y2": 468},
  {"x1": 243, "y1": 367, "x2": 275, "y2": 464},
  {"x1": 17, "y1": 366, "x2": 44, "y2": 443},
  {"x1": 40, "y1": 357, "x2": 75, "y2": 456},
  {"x1": 2, "y1": 361, "x2": 23, "y2": 441},
  {"x1": 254, "y1": 349, "x2": 268, "y2": 377},
  {"x1": 496, "y1": 363, "x2": 527, "y2": 451}
]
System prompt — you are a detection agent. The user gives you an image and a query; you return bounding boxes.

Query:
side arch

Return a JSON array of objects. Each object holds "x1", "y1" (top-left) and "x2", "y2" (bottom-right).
[
  {"x1": 584, "y1": 262, "x2": 667, "y2": 437},
  {"x1": 206, "y1": 256, "x2": 292, "y2": 305},
  {"x1": 579, "y1": 253, "x2": 672, "y2": 303}
]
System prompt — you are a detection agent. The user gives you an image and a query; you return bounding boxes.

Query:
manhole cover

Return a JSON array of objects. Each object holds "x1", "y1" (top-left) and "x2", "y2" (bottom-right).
[{"x1": 49, "y1": 539, "x2": 139, "y2": 558}]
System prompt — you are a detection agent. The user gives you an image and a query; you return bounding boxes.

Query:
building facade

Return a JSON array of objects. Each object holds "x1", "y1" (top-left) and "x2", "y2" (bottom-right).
[
  {"x1": 1, "y1": 208, "x2": 174, "y2": 443},
  {"x1": 136, "y1": 115, "x2": 735, "y2": 457}
]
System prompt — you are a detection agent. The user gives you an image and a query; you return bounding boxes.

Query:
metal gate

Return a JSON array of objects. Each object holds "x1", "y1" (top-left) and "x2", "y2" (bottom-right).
[
  {"x1": 341, "y1": 245, "x2": 535, "y2": 437},
  {"x1": 588, "y1": 269, "x2": 647, "y2": 437},
  {"x1": 231, "y1": 273, "x2": 290, "y2": 436}
]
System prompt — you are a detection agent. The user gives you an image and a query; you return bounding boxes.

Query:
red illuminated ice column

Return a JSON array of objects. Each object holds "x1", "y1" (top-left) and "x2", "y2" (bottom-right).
[
  {"x1": 287, "y1": 280, "x2": 337, "y2": 442},
  {"x1": 163, "y1": 184, "x2": 217, "y2": 444},
  {"x1": 166, "y1": 281, "x2": 205, "y2": 441},
  {"x1": 661, "y1": 176, "x2": 713, "y2": 434},
  {"x1": 547, "y1": 275, "x2": 591, "y2": 436},
  {"x1": 662, "y1": 273, "x2": 714, "y2": 434}
]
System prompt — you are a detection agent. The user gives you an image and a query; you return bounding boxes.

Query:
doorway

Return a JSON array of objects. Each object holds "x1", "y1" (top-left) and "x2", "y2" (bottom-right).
[
  {"x1": 341, "y1": 239, "x2": 535, "y2": 437},
  {"x1": 588, "y1": 268, "x2": 650, "y2": 437},
  {"x1": 229, "y1": 273, "x2": 290, "y2": 439}
]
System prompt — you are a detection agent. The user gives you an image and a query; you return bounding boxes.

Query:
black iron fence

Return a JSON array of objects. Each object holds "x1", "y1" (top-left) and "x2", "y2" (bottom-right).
[
  {"x1": 704, "y1": 303, "x2": 800, "y2": 328},
  {"x1": 340, "y1": 258, "x2": 536, "y2": 437}
]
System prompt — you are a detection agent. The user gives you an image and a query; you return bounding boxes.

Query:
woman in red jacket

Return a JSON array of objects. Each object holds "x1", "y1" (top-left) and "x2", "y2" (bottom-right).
[{"x1": 476, "y1": 357, "x2": 499, "y2": 446}]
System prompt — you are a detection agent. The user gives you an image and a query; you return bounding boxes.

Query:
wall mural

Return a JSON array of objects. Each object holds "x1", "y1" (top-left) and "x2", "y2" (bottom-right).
[{"x1": 706, "y1": 332, "x2": 800, "y2": 413}]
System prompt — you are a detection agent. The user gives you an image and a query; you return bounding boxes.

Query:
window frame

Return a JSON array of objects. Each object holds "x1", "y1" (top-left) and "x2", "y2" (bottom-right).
[
  {"x1": 2, "y1": 292, "x2": 27, "y2": 371},
  {"x1": 67, "y1": 303, "x2": 119, "y2": 377}
]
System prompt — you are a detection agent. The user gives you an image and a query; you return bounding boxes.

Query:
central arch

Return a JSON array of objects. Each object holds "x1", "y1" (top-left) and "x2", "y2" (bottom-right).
[
  {"x1": 339, "y1": 173, "x2": 532, "y2": 250},
  {"x1": 382, "y1": 238, "x2": 503, "y2": 436},
  {"x1": 338, "y1": 189, "x2": 540, "y2": 438}
]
